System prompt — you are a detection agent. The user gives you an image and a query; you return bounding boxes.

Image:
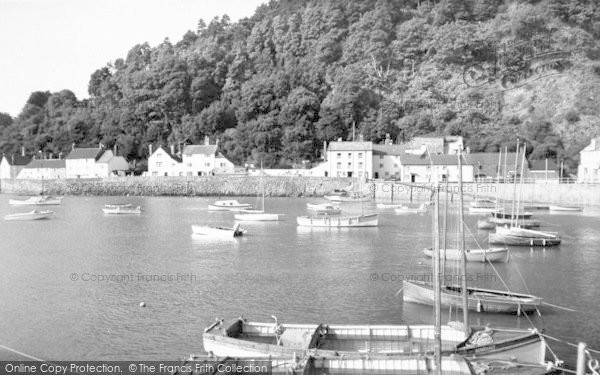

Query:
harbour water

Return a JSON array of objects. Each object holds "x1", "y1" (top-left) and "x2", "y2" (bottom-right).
[{"x1": 0, "y1": 194, "x2": 599, "y2": 364}]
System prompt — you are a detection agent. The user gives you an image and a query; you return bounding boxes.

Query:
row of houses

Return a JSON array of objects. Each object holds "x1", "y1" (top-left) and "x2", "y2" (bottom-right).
[
  {"x1": 0, "y1": 147, "x2": 129, "y2": 180},
  {"x1": 2, "y1": 136, "x2": 599, "y2": 183},
  {"x1": 147, "y1": 136, "x2": 235, "y2": 176}
]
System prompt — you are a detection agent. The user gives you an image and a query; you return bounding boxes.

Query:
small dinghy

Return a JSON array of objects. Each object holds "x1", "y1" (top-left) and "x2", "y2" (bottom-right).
[
  {"x1": 191, "y1": 223, "x2": 247, "y2": 238},
  {"x1": 4, "y1": 210, "x2": 54, "y2": 221},
  {"x1": 423, "y1": 247, "x2": 509, "y2": 263}
]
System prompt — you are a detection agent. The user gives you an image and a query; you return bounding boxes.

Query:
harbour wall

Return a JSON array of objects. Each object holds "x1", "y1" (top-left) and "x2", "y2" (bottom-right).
[
  {"x1": 0, "y1": 176, "x2": 354, "y2": 197},
  {"x1": 1, "y1": 177, "x2": 599, "y2": 205},
  {"x1": 370, "y1": 181, "x2": 600, "y2": 206}
]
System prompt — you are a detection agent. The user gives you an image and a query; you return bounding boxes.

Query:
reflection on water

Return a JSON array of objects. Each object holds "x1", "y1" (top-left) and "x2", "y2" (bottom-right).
[{"x1": 0, "y1": 195, "x2": 599, "y2": 363}]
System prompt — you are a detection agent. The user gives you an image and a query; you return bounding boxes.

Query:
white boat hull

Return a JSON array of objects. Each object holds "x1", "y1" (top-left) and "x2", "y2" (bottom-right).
[
  {"x1": 9, "y1": 196, "x2": 62, "y2": 206},
  {"x1": 376, "y1": 203, "x2": 406, "y2": 209},
  {"x1": 548, "y1": 205, "x2": 583, "y2": 212},
  {"x1": 191, "y1": 224, "x2": 246, "y2": 238},
  {"x1": 234, "y1": 212, "x2": 282, "y2": 221},
  {"x1": 203, "y1": 318, "x2": 546, "y2": 365},
  {"x1": 423, "y1": 247, "x2": 509, "y2": 262},
  {"x1": 468, "y1": 207, "x2": 496, "y2": 214},
  {"x1": 4, "y1": 210, "x2": 54, "y2": 221},
  {"x1": 296, "y1": 214, "x2": 378, "y2": 227},
  {"x1": 102, "y1": 206, "x2": 141, "y2": 214}
]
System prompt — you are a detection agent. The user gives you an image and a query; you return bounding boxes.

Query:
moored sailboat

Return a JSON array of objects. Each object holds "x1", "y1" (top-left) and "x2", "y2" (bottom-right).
[{"x1": 234, "y1": 164, "x2": 283, "y2": 221}]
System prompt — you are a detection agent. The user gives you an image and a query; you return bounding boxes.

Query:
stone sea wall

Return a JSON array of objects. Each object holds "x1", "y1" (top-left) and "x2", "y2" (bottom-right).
[
  {"x1": 370, "y1": 181, "x2": 600, "y2": 206},
  {"x1": 0, "y1": 176, "x2": 355, "y2": 197}
]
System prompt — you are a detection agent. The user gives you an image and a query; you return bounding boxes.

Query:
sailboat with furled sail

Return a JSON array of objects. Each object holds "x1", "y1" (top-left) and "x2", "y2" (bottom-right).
[
  {"x1": 402, "y1": 152, "x2": 544, "y2": 315},
  {"x1": 234, "y1": 163, "x2": 283, "y2": 221}
]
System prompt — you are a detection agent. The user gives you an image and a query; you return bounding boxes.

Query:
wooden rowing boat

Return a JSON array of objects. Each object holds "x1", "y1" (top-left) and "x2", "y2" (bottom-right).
[{"x1": 423, "y1": 247, "x2": 509, "y2": 263}]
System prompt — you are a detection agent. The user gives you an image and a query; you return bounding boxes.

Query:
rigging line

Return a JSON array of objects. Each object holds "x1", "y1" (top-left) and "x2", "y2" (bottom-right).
[
  {"x1": 541, "y1": 333, "x2": 600, "y2": 354},
  {"x1": 540, "y1": 301, "x2": 578, "y2": 312},
  {"x1": 462, "y1": 222, "x2": 511, "y2": 292}
]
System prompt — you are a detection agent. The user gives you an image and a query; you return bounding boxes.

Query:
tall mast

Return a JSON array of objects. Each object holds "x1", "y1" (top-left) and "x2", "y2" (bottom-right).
[
  {"x1": 494, "y1": 150, "x2": 502, "y2": 212},
  {"x1": 510, "y1": 141, "x2": 520, "y2": 227},
  {"x1": 516, "y1": 145, "x2": 527, "y2": 227},
  {"x1": 261, "y1": 161, "x2": 265, "y2": 211},
  {"x1": 433, "y1": 184, "x2": 442, "y2": 375},
  {"x1": 457, "y1": 151, "x2": 468, "y2": 335}
]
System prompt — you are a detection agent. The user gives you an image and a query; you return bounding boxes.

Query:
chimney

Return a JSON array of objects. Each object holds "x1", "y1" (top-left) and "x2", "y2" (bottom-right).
[
  {"x1": 170, "y1": 145, "x2": 175, "y2": 155},
  {"x1": 204, "y1": 135, "x2": 209, "y2": 145},
  {"x1": 72, "y1": 142, "x2": 75, "y2": 151},
  {"x1": 58, "y1": 152, "x2": 63, "y2": 159},
  {"x1": 385, "y1": 133, "x2": 391, "y2": 145},
  {"x1": 148, "y1": 144, "x2": 153, "y2": 156},
  {"x1": 358, "y1": 133, "x2": 364, "y2": 142},
  {"x1": 215, "y1": 139, "x2": 219, "y2": 148},
  {"x1": 323, "y1": 141, "x2": 327, "y2": 161},
  {"x1": 113, "y1": 144, "x2": 117, "y2": 155},
  {"x1": 99, "y1": 142, "x2": 102, "y2": 149},
  {"x1": 337, "y1": 137, "x2": 342, "y2": 142},
  {"x1": 21, "y1": 146, "x2": 25, "y2": 157}
]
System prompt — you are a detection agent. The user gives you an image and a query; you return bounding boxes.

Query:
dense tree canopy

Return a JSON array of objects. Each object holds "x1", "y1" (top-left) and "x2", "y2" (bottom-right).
[{"x1": 2, "y1": 0, "x2": 600, "y2": 171}]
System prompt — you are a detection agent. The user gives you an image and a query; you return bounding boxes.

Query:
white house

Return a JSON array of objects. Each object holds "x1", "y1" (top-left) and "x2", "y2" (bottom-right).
[
  {"x1": 0, "y1": 150, "x2": 31, "y2": 179},
  {"x1": 323, "y1": 140, "x2": 373, "y2": 178},
  {"x1": 578, "y1": 138, "x2": 600, "y2": 183},
  {"x1": 400, "y1": 154, "x2": 474, "y2": 183},
  {"x1": 65, "y1": 147, "x2": 129, "y2": 178},
  {"x1": 148, "y1": 145, "x2": 183, "y2": 176},
  {"x1": 17, "y1": 158, "x2": 66, "y2": 179},
  {"x1": 181, "y1": 137, "x2": 234, "y2": 176}
]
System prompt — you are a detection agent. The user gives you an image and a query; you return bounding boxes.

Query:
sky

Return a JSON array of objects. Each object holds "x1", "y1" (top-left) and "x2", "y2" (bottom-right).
[{"x1": 0, "y1": 0, "x2": 267, "y2": 118}]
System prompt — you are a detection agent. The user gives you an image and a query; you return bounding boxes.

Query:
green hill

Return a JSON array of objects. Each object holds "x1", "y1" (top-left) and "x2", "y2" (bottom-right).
[{"x1": 1, "y1": 0, "x2": 599, "y2": 173}]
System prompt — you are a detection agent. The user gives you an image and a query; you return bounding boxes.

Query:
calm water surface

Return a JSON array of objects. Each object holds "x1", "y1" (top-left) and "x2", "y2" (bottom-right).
[{"x1": 0, "y1": 194, "x2": 599, "y2": 363}]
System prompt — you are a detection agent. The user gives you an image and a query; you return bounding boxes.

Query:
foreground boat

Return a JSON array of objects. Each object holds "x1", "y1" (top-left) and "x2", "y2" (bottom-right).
[
  {"x1": 376, "y1": 202, "x2": 406, "y2": 209},
  {"x1": 202, "y1": 318, "x2": 546, "y2": 363},
  {"x1": 208, "y1": 200, "x2": 252, "y2": 211},
  {"x1": 4, "y1": 210, "x2": 54, "y2": 221},
  {"x1": 490, "y1": 211, "x2": 533, "y2": 220},
  {"x1": 9, "y1": 196, "x2": 62, "y2": 206},
  {"x1": 306, "y1": 203, "x2": 342, "y2": 215},
  {"x1": 403, "y1": 280, "x2": 542, "y2": 315},
  {"x1": 487, "y1": 217, "x2": 541, "y2": 228},
  {"x1": 423, "y1": 247, "x2": 509, "y2": 263},
  {"x1": 104, "y1": 203, "x2": 132, "y2": 209},
  {"x1": 296, "y1": 214, "x2": 378, "y2": 227},
  {"x1": 102, "y1": 205, "x2": 141, "y2": 214},
  {"x1": 184, "y1": 353, "x2": 479, "y2": 375},
  {"x1": 191, "y1": 223, "x2": 246, "y2": 238},
  {"x1": 548, "y1": 205, "x2": 583, "y2": 212}
]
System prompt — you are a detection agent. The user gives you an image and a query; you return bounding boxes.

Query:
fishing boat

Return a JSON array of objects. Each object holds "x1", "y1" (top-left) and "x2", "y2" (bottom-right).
[
  {"x1": 102, "y1": 205, "x2": 141, "y2": 214},
  {"x1": 306, "y1": 203, "x2": 341, "y2": 215},
  {"x1": 403, "y1": 151, "x2": 546, "y2": 318},
  {"x1": 202, "y1": 317, "x2": 545, "y2": 363},
  {"x1": 423, "y1": 247, "x2": 509, "y2": 263},
  {"x1": 376, "y1": 202, "x2": 406, "y2": 209},
  {"x1": 487, "y1": 217, "x2": 540, "y2": 228},
  {"x1": 468, "y1": 199, "x2": 496, "y2": 214},
  {"x1": 490, "y1": 210, "x2": 533, "y2": 220},
  {"x1": 9, "y1": 196, "x2": 62, "y2": 206},
  {"x1": 104, "y1": 203, "x2": 132, "y2": 209},
  {"x1": 324, "y1": 190, "x2": 370, "y2": 202},
  {"x1": 489, "y1": 232, "x2": 561, "y2": 247},
  {"x1": 234, "y1": 164, "x2": 283, "y2": 221},
  {"x1": 394, "y1": 203, "x2": 428, "y2": 214},
  {"x1": 184, "y1": 353, "x2": 475, "y2": 375},
  {"x1": 296, "y1": 213, "x2": 378, "y2": 227},
  {"x1": 548, "y1": 205, "x2": 583, "y2": 212},
  {"x1": 208, "y1": 200, "x2": 252, "y2": 211},
  {"x1": 402, "y1": 281, "x2": 541, "y2": 314},
  {"x1": 191, "y1": 223, "x2": 246, "y2": 238},
  {"x1": 4, "y1": 210, "x2": 54, "y2": 221}
]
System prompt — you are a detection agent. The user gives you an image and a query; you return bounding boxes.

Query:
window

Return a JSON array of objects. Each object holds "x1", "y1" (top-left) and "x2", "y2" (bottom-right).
[
  {"x1": 187, "y1": 163, "x2": 192, "y2": 167},
  {"x1": 337, "y1": 162, "x2": 342, "y2": 169},
  {"x1": 205, "y1": 162, "x2": 211, "y2": 167},
  {"x1": 156, "y1": 162, "x2": 162, "y2": 167},
  {"x1": 385, "y1": 171, "x2": 389, "y2": 176},
  {"x1": 348, "y1": 153, "x2": 351, "y2": 158},
  {"x1": 359, "y1": 162, "x2": 363, "y2": 168},
  {"x1": 220, "y1": 163, "x2": 225, "y2": 167},
  {"x1": 380, "y1": 155, "x2": 383, "y2": 159},
  {"x1": 156, "y1": 153, "x2": 161, "y2": 158},
  {"x1": 379, "y1": 163, "x2": 383, "y2": 168},
  {"x1": 337, "y1": 153, "x2": 341, "y2": 159},
  {"x1": 358, "y1": 153, "x2": 363, "y2": 159},
  {"x1": 393, "y1": 164, "x2": 398, "y2": 168},
  {"x1": 152, "y1": 172, "x2": 158, "y2": 176},
  {"x1": 348, "y1": 162, "x2": 352, "y2": 168}
]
